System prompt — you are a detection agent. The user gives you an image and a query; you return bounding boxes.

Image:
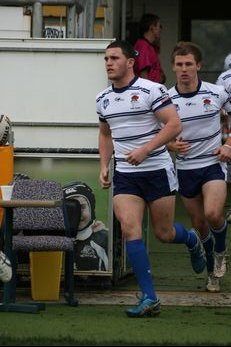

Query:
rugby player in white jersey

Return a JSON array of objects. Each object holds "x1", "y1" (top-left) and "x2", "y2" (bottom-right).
[
  {"x1": 168, "y1": 41, "x2": 231, "y2": 293},
  {"x1": 216, "y1": 53, "x2": 231, "y2": 145},
  {"x1": 96, "y1": 40, "x2": 206, "y2": 318},
  {"x1": 216, "y1": 53, "x2": 231, "y2": 225},
  {"x1": 216, "y1": 53, "x2": 231, "y2": 93}
]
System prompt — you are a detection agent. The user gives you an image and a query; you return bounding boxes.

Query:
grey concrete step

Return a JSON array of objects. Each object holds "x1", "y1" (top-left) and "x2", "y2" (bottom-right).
[{"x1": 77, "y1": 290, "x2": 231, "y2": 307}]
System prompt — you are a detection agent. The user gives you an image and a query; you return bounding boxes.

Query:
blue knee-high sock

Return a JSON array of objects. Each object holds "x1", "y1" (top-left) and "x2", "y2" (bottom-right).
[
  {"x1": 126, "y1": 239, "x2": 156, "y2": 301},
  {"x1": 210, "y1": 220, "x2": 227, "y2": 253},
  {"x1": 173, "y1": 223, "x2": 198, "y2": 249},
  {"x1": 201, "y1": 232, "x2": 214, "y2": 273}
]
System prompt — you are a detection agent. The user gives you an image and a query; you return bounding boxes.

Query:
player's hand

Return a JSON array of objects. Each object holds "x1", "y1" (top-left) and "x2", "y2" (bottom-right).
[
  {"x1": 126, "y1": 147, "x2": 148, "y2": 166},
  {"x1": 173, "y1": 137, "x2": 191, "y2": 155},
  {"x1": 99, "y1": 167, "x2": 111, "y2": 189},
  {"x1": 214, "y1": 144, "x2": 231, "y2": 162}
]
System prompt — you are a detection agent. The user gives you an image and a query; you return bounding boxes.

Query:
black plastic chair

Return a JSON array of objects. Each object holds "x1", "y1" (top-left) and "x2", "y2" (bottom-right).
[{"x1": 8, "y1": 178, "x2": 81, "y2": 310}]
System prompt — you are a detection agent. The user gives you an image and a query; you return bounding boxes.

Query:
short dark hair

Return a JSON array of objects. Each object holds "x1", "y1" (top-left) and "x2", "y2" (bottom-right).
[
  {"x1": 106, "y1": 40, "x2": 138, "y2": 59},
  {"x1": 171, "y1": 41, "x2": 202, "y2": 64},
  {"x1": 139, "y1": 13, "x2": 160, "y2": 36}
]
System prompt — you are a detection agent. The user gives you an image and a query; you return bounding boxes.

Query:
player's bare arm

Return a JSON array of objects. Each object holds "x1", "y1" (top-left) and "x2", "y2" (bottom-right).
[{"x1": 98, "y1": 122, "x2": 113, "y2": 189}]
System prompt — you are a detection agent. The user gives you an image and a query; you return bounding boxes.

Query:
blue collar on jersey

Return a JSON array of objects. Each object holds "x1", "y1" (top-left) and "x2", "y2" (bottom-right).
[
  {"x1": 175, "y1": 79, "x2": 202, "y2": 98},
  {"x1": 112, "y1": 76, "x2": 139, "y2": 93}
]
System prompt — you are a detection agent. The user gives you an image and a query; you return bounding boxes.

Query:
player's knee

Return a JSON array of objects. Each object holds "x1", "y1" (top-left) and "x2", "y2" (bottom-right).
[
  {"x1": 205, "y1": 210, "x2": 222, "y2": 225},
  {"x1": 154, "y1": 226, "x2": 174, "y2": 243}
]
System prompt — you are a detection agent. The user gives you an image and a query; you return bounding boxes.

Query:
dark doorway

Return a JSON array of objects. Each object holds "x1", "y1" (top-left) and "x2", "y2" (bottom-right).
[{"x1": 180, "y1": 0, "x2": 231, "y2": 82}]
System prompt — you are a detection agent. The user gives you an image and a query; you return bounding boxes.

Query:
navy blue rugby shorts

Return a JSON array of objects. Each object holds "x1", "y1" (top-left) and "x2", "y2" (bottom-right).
[
  {"x1": 113, "y1": 169, "x2": 177, "y2": 202},
  {"x1": 177, "y1": 163, "x2": 226, "y2": 198}
]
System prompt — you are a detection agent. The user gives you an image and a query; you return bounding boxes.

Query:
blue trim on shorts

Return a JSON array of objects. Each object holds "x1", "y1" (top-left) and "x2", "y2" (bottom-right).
[
  {"x1": 177, "y1": 163, "x2": 225, "y2": 198},
  {"x1": 113, "y1": 170, "x2": 176, "y2": 202}
]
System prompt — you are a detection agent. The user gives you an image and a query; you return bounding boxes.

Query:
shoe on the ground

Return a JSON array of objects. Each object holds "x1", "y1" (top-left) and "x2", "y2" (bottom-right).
[
  {"x1": 188, "y1": 229, "x2": 206, "y2": 274},
  {"x1": 126, "y1": 294, "x2": 161, "y2": 318},
  {"x1": 206, "y1": 273, "x2": 220, "y2": 293},
  {"x1": 0, "y1": 251, "x2": 12, "y2": 283},
  {"x1": 214, "y1": 249, "x2": 229, "y2": 278}
]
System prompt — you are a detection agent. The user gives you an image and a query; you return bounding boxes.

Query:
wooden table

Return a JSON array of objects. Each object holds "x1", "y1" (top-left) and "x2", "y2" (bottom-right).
[{"x1": 0, "y1": 199, "x2": 62, "y2": 313}]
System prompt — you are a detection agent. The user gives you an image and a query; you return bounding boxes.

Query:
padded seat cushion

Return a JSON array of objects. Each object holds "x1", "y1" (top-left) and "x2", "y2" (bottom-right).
[
  {"x1": 12, "y1": 179, "x2": 65, "y2": 231},
  {"x1": 13, "y1": 235, "x2": 74, "y2": 252}
]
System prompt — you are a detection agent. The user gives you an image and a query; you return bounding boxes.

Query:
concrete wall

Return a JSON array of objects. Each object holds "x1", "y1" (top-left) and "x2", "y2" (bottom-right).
[
  {"x1": 0, "y1": 6, "x2": 31, "y2": 38},
  {"x1": 0, "y1": 38, "x2": 112, "y2": 149}
]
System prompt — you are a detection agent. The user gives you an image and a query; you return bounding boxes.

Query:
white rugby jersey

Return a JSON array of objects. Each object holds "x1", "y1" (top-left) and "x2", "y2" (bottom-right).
[
  {"x1": 168, "y1": 80, "x2": 231, "y2": 170},
  {"x1": 96, "y1": 76, "x2": 175, "y2": 173},
  {"x1": 216, "y1": 69, "x2": 231, "y2": 93}
]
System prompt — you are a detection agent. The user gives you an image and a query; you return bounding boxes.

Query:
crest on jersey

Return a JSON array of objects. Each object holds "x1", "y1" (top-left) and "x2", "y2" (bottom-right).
[
  {"x1": 174, "y1": 103, "x2": 180, "y2": 111},
  {"x1": 103, "y1": 98, "x2": 110, "y2": 110},
  {"x1": 130, "y1": 93, "x2": 140, "y2": 109},
  {"x1": 203, "y1": 98, "x2": 212, "y2": 112}
]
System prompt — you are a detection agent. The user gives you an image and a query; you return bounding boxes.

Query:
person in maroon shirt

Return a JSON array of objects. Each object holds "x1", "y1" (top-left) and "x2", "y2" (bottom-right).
[{"x1": 134, "y1": 13, "x2": 166, "y2": 84}]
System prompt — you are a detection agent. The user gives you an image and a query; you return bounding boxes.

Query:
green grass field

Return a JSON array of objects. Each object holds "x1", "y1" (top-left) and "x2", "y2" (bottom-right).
[{"x1": 0, "y1": 304, "x2": 230, "y2": 346}]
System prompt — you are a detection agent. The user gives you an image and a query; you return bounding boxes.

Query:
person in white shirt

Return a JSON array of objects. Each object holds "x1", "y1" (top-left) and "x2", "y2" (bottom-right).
[
  {"x1": 216, "y1": 53, "x2": 231, "y2": 93},
  {"x1": 216, "y1": 53, "x2": 231, "y2": 224},
  {"x1": 168, "y1": 41, "x2": 231, "y2": 293},
  {"x1": 96, "y1": 40, "x2": 206, "y2": 318},
  {"x1": 216, "y1": 53, "x2": 231, "y2": 142}
]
